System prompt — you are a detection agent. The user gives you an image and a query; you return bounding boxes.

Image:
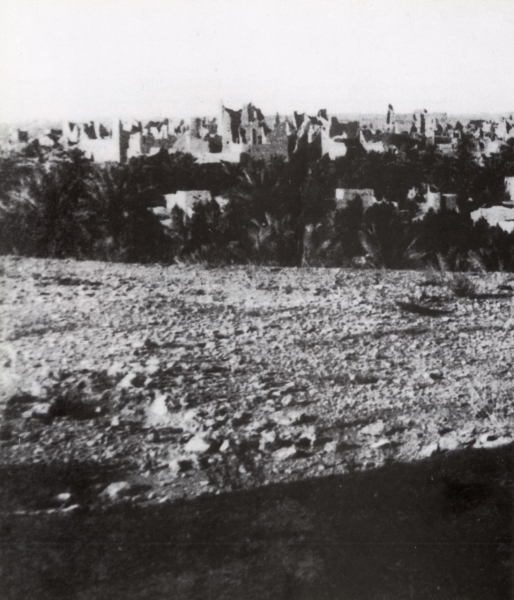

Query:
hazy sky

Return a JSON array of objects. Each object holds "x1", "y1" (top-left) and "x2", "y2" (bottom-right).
[{"x1": 1, "y1": 0, "x2": 513, "y2": 123}]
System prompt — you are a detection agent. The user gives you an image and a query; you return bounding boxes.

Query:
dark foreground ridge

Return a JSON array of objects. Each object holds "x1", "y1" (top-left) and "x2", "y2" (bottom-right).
[{"x1": 1, "y1": 444, "x2": 512, "y2": 600}]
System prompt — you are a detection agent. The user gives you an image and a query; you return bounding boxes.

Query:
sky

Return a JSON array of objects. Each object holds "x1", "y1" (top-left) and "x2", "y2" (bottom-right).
[{"x1": 1, "y1": 0, "x2": 514, "y2": 123}]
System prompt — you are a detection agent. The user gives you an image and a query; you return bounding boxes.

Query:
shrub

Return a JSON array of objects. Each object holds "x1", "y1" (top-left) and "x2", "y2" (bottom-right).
[{"x1": 449, "y1": 273, "x2": 476, "y2": 297}]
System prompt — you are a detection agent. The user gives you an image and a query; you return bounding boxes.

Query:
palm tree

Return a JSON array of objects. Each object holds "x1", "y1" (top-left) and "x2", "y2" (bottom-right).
[
  {"x1": 1, "y1": 149, "x2": 98, "y2": 258},
  {"x1": 86, "y1": 158, "x2": 170, "y2": 263}
]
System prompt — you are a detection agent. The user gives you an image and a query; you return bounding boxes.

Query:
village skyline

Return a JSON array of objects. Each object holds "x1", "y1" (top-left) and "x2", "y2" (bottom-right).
[
  {"x1": 2, "y1": 108, "x2": 514, "y2": 130},
  {"x1": 3, "y1": 102, "x2": 513, "y2": 163}
]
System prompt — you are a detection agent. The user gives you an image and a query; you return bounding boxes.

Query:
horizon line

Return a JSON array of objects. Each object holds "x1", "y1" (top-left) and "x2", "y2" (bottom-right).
[{"x1": 2, "y1": 109, "x2": 514, "y2": 128}]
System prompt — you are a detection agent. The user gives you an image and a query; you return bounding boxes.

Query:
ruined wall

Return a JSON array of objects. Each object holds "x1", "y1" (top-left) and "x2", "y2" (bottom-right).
[
  {"x1": 359, "y1": 130, "x2": 386, "y2": 153},
  {"x1": 436, "y1": 142, "x2": 454, "y2": 156},
  {"x1": 246, "y1": 120, "x2": 289, "y2": 161},
  {"x1": 441, "y1": 194, "x2": 459, "y2": 212},
  {"x1": 164, "y1": 190, "x2": 212, "y2": 217},
  {"x1": 322, "y1": 134, "x2": 348, "y2": 160},
  {"x1": 68, "y1": 120, "x2": 121, "y2": 162},
  {"x1": 316, "y1": 115, "x2": 363, "y2": 159},
  {"x1": 480, "y1": 139, "x2": 504, "y2": 157},
  {"x1": 335, "y1": 189, "x2": 376, "y2": 210},
  {"x1": 119, "y1": 121, "x2": 142, "y2": 163},
  {"x1": 471, "y1": 206, "x2": 514, "y2": 233},
  {"x1": 220, "y1": 106, "x2": 242, "y2": 148},
  {"x1": 386, "y1": 104, "x2": 395, "y2": 132},
  {"x1": 218, "y1": 103, "x2": 274, "y2": 160},
  {"x1": 505, "y1": 176, "x2": 514, "y2": 203},
  {"x1": 141, "y1": 134, "x2": 175, "y2": 156},
  {"x1": 240, "y1": 103, "x2": 271, "y2": 146},
  {"x1": 411, "y1": 185, "x2": 441, "y2": 218},
  {"x1": 140, "y1": 119, "x2": 176, "y2": 156}
]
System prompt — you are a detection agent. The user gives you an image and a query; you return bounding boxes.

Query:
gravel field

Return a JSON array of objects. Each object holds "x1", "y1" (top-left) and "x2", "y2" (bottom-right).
[{"x1": 1, "y1": 256, "x2": 513, "y2": 599}]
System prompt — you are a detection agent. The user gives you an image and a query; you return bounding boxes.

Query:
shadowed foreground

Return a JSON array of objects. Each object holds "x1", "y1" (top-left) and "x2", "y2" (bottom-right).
[{"x1": 1, "y1": 445, "x2": 513, "y2": 600}]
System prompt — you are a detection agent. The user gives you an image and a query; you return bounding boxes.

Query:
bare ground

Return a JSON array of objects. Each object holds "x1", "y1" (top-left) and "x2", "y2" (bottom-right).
[{"x1": 0, "y1": 256, "x2": 513, "y2": 599}]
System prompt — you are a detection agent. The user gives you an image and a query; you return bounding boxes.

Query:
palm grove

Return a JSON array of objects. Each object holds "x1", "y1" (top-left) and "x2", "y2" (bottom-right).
[{"x1": 1, "y1": 135, "x2": 514, "y2": 271}]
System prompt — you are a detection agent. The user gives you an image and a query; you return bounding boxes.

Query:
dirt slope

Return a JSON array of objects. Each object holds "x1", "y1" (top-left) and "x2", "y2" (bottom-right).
[
  {"x1": 1, "y1": 257, "x2": 513, "y2": 599},
  {"x1": 1, "y1": 256, "x2": 513, "y2": 506}
]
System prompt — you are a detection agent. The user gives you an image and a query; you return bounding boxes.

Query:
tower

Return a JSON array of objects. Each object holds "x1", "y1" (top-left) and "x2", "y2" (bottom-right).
[{"x1": 386, "y1": 104, "x2": 395, "y2": 132}]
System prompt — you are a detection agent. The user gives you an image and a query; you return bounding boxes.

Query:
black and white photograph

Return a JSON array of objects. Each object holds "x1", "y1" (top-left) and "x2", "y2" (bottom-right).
[{"x1": 1, "y1": 0, "x2": 513, "y2": 598}]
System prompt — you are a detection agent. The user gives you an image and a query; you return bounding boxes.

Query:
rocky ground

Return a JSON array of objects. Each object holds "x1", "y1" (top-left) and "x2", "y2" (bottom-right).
[{"x1": 1, "y1": 256, "x2": 513, "y2": 599}]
